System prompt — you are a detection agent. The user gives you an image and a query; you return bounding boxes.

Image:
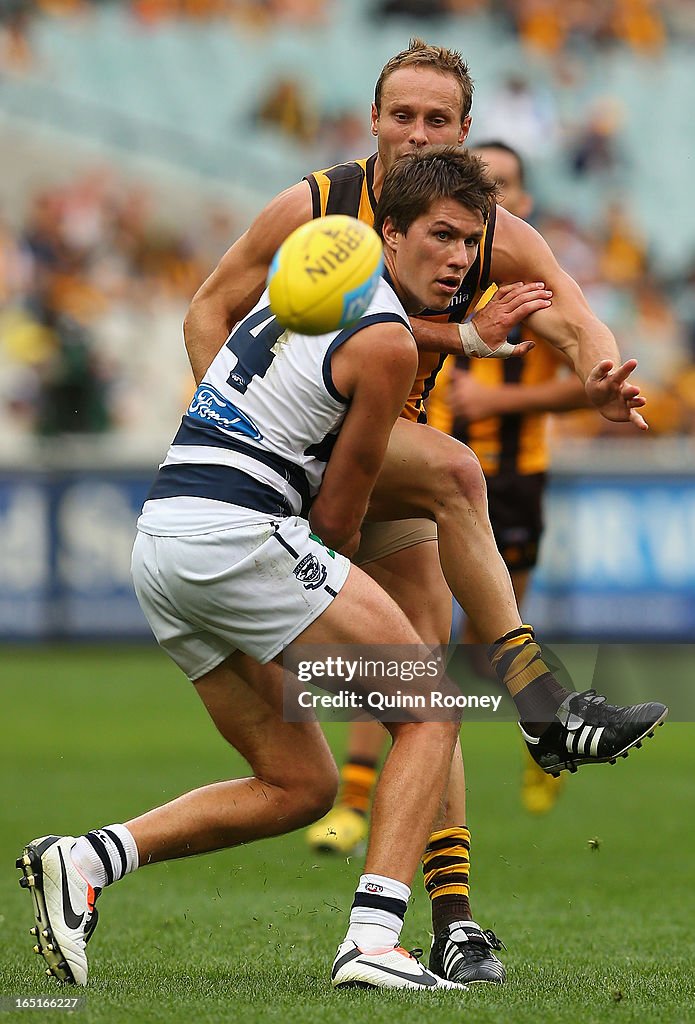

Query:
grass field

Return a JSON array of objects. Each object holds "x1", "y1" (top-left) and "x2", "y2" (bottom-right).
[{"x1": 1, "y1": 645, "x2": 694, "y2": 1024}]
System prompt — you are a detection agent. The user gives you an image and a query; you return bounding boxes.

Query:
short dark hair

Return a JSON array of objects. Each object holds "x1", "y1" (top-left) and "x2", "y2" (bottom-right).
[
  {"x1": 374, "y1": 37, "x2": 474, "y2": 122},
  {"x1": 374, "y1": 146, "x2": 498, "y2": 238},
  {"x1": 471, "y1": 139, "x2": 526, "y2": 188}
]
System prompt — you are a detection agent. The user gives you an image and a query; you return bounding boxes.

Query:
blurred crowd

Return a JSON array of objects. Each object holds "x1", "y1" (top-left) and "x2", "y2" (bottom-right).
[
  {"x1": 0, "y1": 0, "x2": 331, "y2": 45},
  {"x1": 372, "y1": 0, "x2": 691, "y2": 54},
  {"x1": 3, "y1": 0, "x2": 695, "y2": 49},
  {"x1": 0, "y1": 1, "x2": 332, "y2": 72},
  {"x1": 2, "y1": 0, "x2": 695, "y2": 451},
  {"x1": 0, "y1": 170, "x2": 237, "y2": 444},
  {"x1": 533, "y1": 208, "x2": 695, "y2": 439},
  {"x1": 2, "y1": 157, "x2": 695, "y2": 451}
]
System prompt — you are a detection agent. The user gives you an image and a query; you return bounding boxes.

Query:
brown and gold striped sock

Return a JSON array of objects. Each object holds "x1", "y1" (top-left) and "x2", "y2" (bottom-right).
[
  {"x1": 489, "y1": 625, "x2": 569, "y2": 735},
  {"x1": 422, "y1": 826, "x2": 472, "y2": 933},
  {"x1": 338, "y1": 760, "x2": 378, "y2": 816}
]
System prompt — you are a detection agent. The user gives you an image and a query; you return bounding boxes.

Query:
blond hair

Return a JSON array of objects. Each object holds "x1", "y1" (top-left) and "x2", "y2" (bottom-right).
[{"x1": 374, "y1": 37, "x2": 474, "y2": 121}]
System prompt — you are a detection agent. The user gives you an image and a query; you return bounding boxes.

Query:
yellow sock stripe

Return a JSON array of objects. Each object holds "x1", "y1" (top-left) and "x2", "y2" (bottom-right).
[
  {"x1": 430, "y1": 883, "x2": 470, "y2": 898},
  {"x1": 490, "y1": 638, "x2": 549, "y2": 698},
  {"x1": 501, "y1": 641, "x2": 540, "y2": 677},
  {"x1": 422, "y1": 846, "x2": 470, "y2": 867},
  {"x1": 423, "y1": 865, "x2": 470, "y2": 890},
  {"x1": 506, "y1": 658, "x2": 550, "y2": 698},
  {"x1": 490, "y1": 631, "x2": 532, "y2": 668},
  {"x1": 423, "y1": 824, "x2": 472, "y2": 900},
  {"x1": 427, "y1": 826, "x2": 471, "y2": 846}
]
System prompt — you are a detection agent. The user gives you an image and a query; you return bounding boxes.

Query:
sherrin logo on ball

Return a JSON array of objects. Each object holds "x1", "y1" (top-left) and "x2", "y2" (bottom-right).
[{"x1": 267, "y1": 214, "x2": 384, "y2": 335}]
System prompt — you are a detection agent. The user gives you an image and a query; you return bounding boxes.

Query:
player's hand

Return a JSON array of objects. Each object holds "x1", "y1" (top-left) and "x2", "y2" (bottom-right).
[
  {"x1": 448, "y1": 370, "x2": 501, "y2": 423},
  {"x1": 471, "y1": 282, "x2": 552, "y2": 355},
  {"x1": 585, "y1": 358, "x2": 648, "y2": 431}
]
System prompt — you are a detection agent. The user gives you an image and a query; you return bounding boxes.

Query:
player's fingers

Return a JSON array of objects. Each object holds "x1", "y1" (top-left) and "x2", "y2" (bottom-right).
[
  {"x1": 588, "y1": 359, "x2": 615, "y2": 381},
  {"x1": 497, "y1": 282, "x2": 550, "y2": 306},
  {"x1": 504, "y1": 295, "x2": 553, "y2": 321},
  {"x1": 627, "y1": 395, "x2": 647, "y2": 407},
  {"x1": 511, "y1": 340, "x2": 535, "y2": 356},
  {"x1": 629, "y1": 407, "x2": 649, "y2": 430},
  {"x1": 611, "y1": 358, "x2": 639, "y2": 385},
  {"x1": 492, "y1": 281, "x2": 527, "y2": 299}
]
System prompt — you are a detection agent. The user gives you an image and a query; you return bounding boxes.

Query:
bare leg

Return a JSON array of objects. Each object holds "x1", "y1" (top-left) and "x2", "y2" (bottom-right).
[
  {"x1": 364, "y1": 541, "x2": 465, "y2": 827},
  {"x1": 439, "y1": 738, "x2": 466, "y2": 827},
  {"x1": 308, "y1": 540, "x2": 462, "y2": 855},
  {"x1": 461, "y1": 568, "x2": 531, "y2": 678},
  {"x1": 127, "y1": 565, "x2": 458, "y2": 884},
  {"x1": 335, "y1": 537, "x2": 455, "y2": 800},
  {"x1": 323, "y1": 539, "x2": 455, "y2": 781},
  {"x1": 127, "y1": 653, "x2": 339, "y2": 863},
  {"x1": 364, "y1": 540, "x2": 452, "y2": 648},
  {"x1": 342, "y1": 720, "x2": 386, "y2": 763},
  {"x1": 367, "y1": 720, "x2": 458, "y2": 884},
  {"x1": 462, "y1": 568, "x2": 530, "y2": 650},
  {"x1": 368, "y1": 418, "x2": 521, "y2": 644},
  {"x1": 291, "y1": 565, "x2": 460, "y2": 885}
]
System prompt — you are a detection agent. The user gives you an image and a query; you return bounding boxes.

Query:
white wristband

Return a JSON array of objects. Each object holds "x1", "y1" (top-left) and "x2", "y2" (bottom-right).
[{"x1": 458, "y1": 320, "x2": 518, "y2": 359}]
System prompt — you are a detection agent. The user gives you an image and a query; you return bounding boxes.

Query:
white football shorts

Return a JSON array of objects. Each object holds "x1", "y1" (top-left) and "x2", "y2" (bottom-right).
[{"x1": 131, "y1": 516, "x2": 350, "y2": 680}]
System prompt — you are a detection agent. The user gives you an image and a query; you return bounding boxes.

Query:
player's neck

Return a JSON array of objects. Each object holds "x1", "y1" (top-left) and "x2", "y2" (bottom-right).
[
  {"x1": 371, "y1": 154, "x2": 386, "y2": 203},
  {"x1": 383, "y1": 254, "x2": 422, "y2": 316}
]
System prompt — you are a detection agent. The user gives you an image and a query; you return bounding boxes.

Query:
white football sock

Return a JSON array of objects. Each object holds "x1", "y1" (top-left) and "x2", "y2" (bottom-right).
[
  {"x1": 345, "y1": 873, "x2": 410, "y2": 952},
  {"x1": 71, "y1": 824, "x2": 139, "y2": 889}
]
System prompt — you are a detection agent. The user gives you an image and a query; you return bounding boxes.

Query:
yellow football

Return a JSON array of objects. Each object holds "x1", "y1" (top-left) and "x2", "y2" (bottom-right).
[{"x1": 267, "y1": 214, "x2": 384, "y2": 335}]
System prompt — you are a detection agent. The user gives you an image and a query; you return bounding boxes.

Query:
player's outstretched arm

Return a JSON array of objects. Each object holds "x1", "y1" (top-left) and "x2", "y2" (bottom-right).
[
  {"x1": 309, "y1": 324, "x2": 418, "y2": 552},
  {"x1": 490, "y1": 208, "x2": 622, "y2": 379},
  {"x1": 489, "y1": 209, "x2": 652, "y2": 430},
  {"x1": 184, "y1": 181, "x2": 314, "y2": 383}
]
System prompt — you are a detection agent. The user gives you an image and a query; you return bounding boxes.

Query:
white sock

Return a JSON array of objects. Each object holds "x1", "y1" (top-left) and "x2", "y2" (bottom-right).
[
  {"x1": 345, "y1": 873, "x2": 410, "y2": 952},
  {"x1": 346, "y1": 921, "x2": 401, "y2": 951},
  {"x1": 71, "y1": 824, "x2": 139, "y2": 889}
]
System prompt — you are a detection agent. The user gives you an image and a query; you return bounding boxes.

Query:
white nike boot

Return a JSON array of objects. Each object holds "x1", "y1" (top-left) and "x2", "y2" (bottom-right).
[
  {"x1": 18, "y1": 836, "x2": 100, "y2": 985},
  {"x1": 331, "y1": 940, "x2": 467, "y2": 990}
]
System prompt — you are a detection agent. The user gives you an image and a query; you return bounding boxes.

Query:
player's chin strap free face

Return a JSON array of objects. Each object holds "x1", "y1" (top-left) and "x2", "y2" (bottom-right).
[{"x1": 457, "y1": 319, "x2": 518, "y2": 358}]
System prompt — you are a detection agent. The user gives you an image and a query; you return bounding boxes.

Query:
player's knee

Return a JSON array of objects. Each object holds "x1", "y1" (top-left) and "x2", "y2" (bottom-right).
[
  {"x1": 310, "y1": 756, "x2": 340, "y2": 819},
  {"x1": 440, "y1": 446, "x2": 486, "y2": 507},
  {"x1": 383, "y1": 718, "x2": 460, "y2": 749},
  {"x1": 287, "y1": 756, "x2": 339, "y2": 827},
  {"x1": 303, "y1": 778, "x2": 339, "y2": 824}
]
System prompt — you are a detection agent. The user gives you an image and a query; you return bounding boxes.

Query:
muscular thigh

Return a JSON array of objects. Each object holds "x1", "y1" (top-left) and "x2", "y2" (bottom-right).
[
  {"x1": 362, "y1": 541, "x2": 452, "y2": 648},
  {"x1": 367, "y1": 418, "x2": 478, "y2": 521},
  {"x1": 194, "y1": 652, "x2": 335, "y2": 789},
  {"x1": 294, "y1": 563, "x2": 424, "y2": 647},
  {"x1": 194, "y1": 566, "x2": 432, "y2": 782}
]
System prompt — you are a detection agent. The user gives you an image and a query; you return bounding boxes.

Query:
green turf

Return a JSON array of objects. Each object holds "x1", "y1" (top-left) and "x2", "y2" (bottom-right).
[{"x1": 1, "y1": 646, "x2": 694, "y2": 1023}]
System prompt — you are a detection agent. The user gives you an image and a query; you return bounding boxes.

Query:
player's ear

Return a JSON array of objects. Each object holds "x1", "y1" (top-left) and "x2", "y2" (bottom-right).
[
  {"x1": 370, "y1": 103, "x2": 379, "y2": 137},
  {"x1": 459, "y1": 115, "x2": 471, "y2": 145},
  {"x1": 381, "y1": 217, "x2": 399, "y2": 252}
]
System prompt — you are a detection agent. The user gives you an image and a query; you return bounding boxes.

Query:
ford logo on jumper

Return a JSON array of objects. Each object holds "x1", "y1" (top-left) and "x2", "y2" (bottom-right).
[{"x1": 187, "y1": 385, "x2": 262, "y2": 440}]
